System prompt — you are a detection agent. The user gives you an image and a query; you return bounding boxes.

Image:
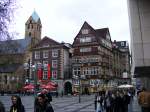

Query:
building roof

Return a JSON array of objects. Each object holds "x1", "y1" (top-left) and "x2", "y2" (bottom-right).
[
  {"x1": 0, "y1": 63, "x2": 22, "y2": 73},
  {"x1": 31, "y1": 11, "x2": 40, "y2": 22},
  {"x1": 95, "y1": 28, "x2": 109, "y2": 39},
  {"x1": 0, "y1": 38, "x2": 31, "y2": 54},
  {"x1": 114, "y1": 41, "x2": 129, "y2": 49}
]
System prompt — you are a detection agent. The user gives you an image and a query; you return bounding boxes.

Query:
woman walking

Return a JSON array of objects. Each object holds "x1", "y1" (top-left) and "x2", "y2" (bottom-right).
[
  {"x1": 34, "y1": 93, "x2": 54, "y2": 112},
  {"x1": 10, "y1": 95, "x2": 25, "y2": 112}
]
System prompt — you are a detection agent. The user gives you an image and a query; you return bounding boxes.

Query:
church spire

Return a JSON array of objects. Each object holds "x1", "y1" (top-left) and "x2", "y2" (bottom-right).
[
  {"x1": 25, "y1": 11, "x2": 42, "y2": 46},
  {"x1": 31, "y1": 11, "x2": 40, "y2": 22}
]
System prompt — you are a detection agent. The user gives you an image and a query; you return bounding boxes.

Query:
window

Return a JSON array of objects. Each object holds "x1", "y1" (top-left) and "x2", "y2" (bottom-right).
[
  {"x1": 42, "y1": 44, "x2": 49, "y2": 47},
  {"x1": 43, "y1": 71, "x2": 48, "y2": 79},
  {"x1": 52, "y1": 70, "x2": 57, "y2": 79},
  {"x1": 43, "y1": 61, "x2": 48, "y2": 65},
  {"x1": 29, "y1": 32, "x2": 31, "y2": 37},
  {"x1": 32, "y1": 25, "x2": 33, "y2": 29},
  {"x1": 81, "y1": 29, "x2": 89, "y2": 34},
  {"x1": 73, "y1": 80, "x2": 79, "y2": 85},
  {"x1": 83, "y1": 67, "x2": 99, "y2": 75},
  {"x1": 80, "y1": 47, "x2": 91, "y2": 52},
  {"x1": 80, "y1": 37, "x2": 91, "y2": 43},
  {"x1": 35, "y1": 51, "x2": 40, "y2": 59},
  {"x1": 52, "y1": 60, "x2": 58, "y2": 68},
  {"x1": 121, "y1": 42, "x2": 124, "y2": 46},
  {"x1": 52, "y1": 50, "x2": 58, "y2": 57},
  {"x1": 28, "y1": 25, "x2": 30, "y2": 29},
  {"x1": 43, "y1": 50, "x2": 49, "y2": 58},
  {"x1": 73, "y1": 68, "x2": 80, "y2": 75}
]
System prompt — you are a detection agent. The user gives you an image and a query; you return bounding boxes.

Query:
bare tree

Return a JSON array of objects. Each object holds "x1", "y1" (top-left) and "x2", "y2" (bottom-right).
[{"x1": 0, "y1": 0, "x2": 17, "y2": 40}]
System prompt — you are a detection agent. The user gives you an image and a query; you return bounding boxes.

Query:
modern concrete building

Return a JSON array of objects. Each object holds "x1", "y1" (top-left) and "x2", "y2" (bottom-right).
[{"x1": 128, "y1": 0, "x2": 150, "y2": 90}]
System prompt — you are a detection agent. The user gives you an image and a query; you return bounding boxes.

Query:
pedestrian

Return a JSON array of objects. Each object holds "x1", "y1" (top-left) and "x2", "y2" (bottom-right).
[
  {"x1": 10, "y1": 95, "x2": 25, "y2": 112},
  {"x1": 105, "y1": 92, "x2": 113, "y2": 112},
  {"x1": 34, "y1": 93, "x2": 54, "y2": 112},
  {"x1": 0, "y1": 100, "x2": 5, "y2": 112},
  {"x1": 123, "y1": 91, "x2": 131, "y2": 112},
  {"x1": 96, "y1": 92, "x2": 103, "y2": 112},
  {"x1": 138, "y1": 87, "x2": 150, "y2": 112}
]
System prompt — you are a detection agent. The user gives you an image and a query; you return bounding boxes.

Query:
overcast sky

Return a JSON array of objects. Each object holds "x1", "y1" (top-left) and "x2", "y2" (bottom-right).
[{"x1": 9, "y1": 0, "x2": 130, "y2": 44}]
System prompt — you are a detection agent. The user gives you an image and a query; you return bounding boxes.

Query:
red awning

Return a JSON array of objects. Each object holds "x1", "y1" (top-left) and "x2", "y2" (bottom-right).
[
  {"x1": 23, "y1": 84, "x2": 34, "y2": 90},
  {"x1": 45, "y1": 84, "x2": 56, "y2": 90},
  {"x1": 40, "y1": 84, "x2": 47, "y2": 89},
  {"x1": 47, "y1": 81, "x2": 58, "y2": 87}
]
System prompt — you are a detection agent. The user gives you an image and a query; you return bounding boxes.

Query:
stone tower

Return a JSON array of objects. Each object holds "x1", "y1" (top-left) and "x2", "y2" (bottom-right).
[{"x1": 25, "y1": 11, "x2": 42, "y2": 47}]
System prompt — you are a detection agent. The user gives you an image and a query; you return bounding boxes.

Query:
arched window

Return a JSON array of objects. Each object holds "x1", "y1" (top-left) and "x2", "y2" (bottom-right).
[{"x1": 29, "y1": 32, "x2": 31, "y2": 37}]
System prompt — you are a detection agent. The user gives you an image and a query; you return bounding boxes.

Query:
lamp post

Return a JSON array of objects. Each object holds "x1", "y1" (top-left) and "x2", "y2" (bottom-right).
[
  {"x1": 31, "y1": 64, "x2": 37, "y2": 96},
  {"x1": 78, "y1": 74, "x2": 81, "y2": 103},
  {"x1": 23, "y1": 62, "x2": 30, "y2": 84}
]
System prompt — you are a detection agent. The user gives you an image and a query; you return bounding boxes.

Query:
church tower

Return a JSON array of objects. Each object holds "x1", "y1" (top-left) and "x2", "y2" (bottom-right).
[{"x1": 25, "y1": 11, "x2": 42, "y2": 46}]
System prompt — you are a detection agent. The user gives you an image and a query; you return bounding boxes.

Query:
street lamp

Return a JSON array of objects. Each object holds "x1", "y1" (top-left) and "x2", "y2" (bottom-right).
[
  {"x1": 73, "y1": 74, "x2": 81, "y2": 103},
  {"x1": 23, "y1": 62, "x2": 30, "y2": 84},
  {"x1": 31, "y1": 64, "x2": 38, "y2": 96},
  {"x1": 78, "y1": 75, "x2": 81, "y2": 103}
]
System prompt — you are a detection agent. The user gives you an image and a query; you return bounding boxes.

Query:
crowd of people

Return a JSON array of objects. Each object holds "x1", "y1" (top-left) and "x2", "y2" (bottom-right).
[
  {"x1": 0, "y1": 92, "x2": 54, "y2": 112},
  {"x1": 0, "y1": 87, "x2": 150, "y2": 112},
  {"x1": 95, "y1": 89, "x2": 134, "y2": 112}
]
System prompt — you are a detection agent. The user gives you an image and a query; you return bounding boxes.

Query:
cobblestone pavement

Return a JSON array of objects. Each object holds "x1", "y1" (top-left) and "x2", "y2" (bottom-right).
[{"x1": 0, "y1": 94, "x2": 141, "y2": 112}]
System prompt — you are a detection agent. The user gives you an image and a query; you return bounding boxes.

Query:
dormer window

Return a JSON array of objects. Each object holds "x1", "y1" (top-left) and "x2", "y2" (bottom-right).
[
  {"x1": 106, "y1": 34, "x2": 110, "y2": 40},
  {"x1": 121, "y1": 42, "x2": 124, "y2": 46},
  {"x1": 42, "y1": 44, "x2": 49, "y2": 47},
  {"x1": 81, "y1": 29, "x2": 89, "y2": 34}
]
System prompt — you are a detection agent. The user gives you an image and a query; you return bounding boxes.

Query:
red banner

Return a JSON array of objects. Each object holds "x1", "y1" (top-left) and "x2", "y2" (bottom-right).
[
  {"x1": 48, "y1": 64, "x2": 51, "y2": 80},
  {"x1": 38, "y1": 68, "x2": 43, "y2": 80}
]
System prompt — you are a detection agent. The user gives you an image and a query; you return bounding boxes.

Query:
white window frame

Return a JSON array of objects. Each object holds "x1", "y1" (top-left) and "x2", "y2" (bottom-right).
[
  {"x1": 52, "y1": 49, "x2": 58, "y2": 57},
  {"x1": 80, "y1": 37, "x2": 91, "y2": 43},
  {"x1": 43, "y1": 50, "x2": 49, "y2": 58},
  {"x1": 43, "y1": 71, "x2": 48, "y2": 79},
  {"x1": 81, "y1": 29, "x2": 89, "y2": 34},
  {"x1": 73, "y1": 68, "x2": 80, "y2": 75},
  {"x1": 52, "y1": 70, "x2": 57, "y2": 79},
  {"x1": 121, "y1": 42, "x2": 124, "y2": 46},
  {"x1": 52, "y1": 60, "x2": 58, "y2": 68},
  {"x1": 80, "y1": 47, "x2": 91, "y2": 52},
  {"x1": 43, "y1": 61, "x2": 48, "y2": 65},
  {"x1": 35, "y1": 51, "x2": 40, "y2": 59}
]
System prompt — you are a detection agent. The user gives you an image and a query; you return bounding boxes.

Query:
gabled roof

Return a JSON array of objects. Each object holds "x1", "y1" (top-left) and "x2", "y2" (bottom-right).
[
  {"x1": 75, "y1": 21, "x2": 95, "y2": 38},
  {"x1": 73, "y1": 21, "x2": 111, "y2": 46},
  {"x1": 0, "y1": 38, "x2": 31, "y2": 54},
  {"x1": 33, "y1": 36, "x2": 61, "y2": 49},
  {"x1": 80, "y1": 21, "x2": 95, "y2": 31},
  {"x1": 0, "y1": 63, "x2": 22, "y2": 73}
]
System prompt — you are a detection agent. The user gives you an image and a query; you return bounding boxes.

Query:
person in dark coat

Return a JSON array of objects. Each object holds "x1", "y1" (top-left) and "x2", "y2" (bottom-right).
[
  {"x1": 10, "y1": 95, "x2": 25, "y2": 112},
  {"x1": 34, "y1": 93, "x2": 54, "y2": 112},
  {"x1": 114, "y1": 91, "x2": 124, "y2": 112},
  {"x1": 0, "y1": 100, "x2": 5, "y2": 112},
  {"x1": 123, "y1": 91, "x2": 131, "y2": 112}
]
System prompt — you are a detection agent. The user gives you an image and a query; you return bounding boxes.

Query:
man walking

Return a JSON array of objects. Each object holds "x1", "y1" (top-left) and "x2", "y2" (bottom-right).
[{"x1": 138, "y1": 87, "x2": 150, "y2": 112}]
